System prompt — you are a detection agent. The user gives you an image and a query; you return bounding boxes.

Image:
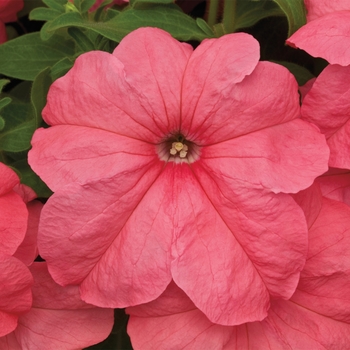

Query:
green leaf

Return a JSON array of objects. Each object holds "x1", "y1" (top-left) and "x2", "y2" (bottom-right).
[
  {"x1": 0, "y1": 32, "x2": 75, "y2": 81},
  {"x1": 131, "y1": 0, "x2": 174, "y2": 9},
  {"x1": 0, "y1": 102, "x2": 35, "y2": 152},
  {"x1": 43, "y1": 5, "x2": 212, "y2": 43},
  {"x1": 31, "y1": 68, "x2": 52, "y2": 128},
  {"x1": 272, "y1": 0, "x2": 306, "y2": 36},
  {"x1": 196, "y1": 18, "x2": 215, "y2": 37},
  {"x1": 272, "y1": 60, "x2": 314, "y2": 86},
  {"x1": 104, "y1": 5, "x2": 213, "y2": 41},
  {"x1": 42, "y1": 0, "x2": 66, "y2": 11},
  {"x1": 0, "y1": 97, "x2": 11, "y2": 110},
  {"x1": 12, "y1": 159, "x2": 53, "y2": 198},
  {"x1": 81, "y1": 0, "x2": 97, "y2": 12},
  {"x1": 68, "y1": 27, "x2": 95, "y2": 51},
  {"x1": 30, "y1": 7, "x2": 63, "y2": 21},
  {"x1": 0, "y1": 117, "x2": 4, "y2": 131},
  {"x1": 234, "y1": 0, "x2": 284, "y2": 31},
  {"x1": 0, "y1": 79, "x2": 10, "y2": 92}
]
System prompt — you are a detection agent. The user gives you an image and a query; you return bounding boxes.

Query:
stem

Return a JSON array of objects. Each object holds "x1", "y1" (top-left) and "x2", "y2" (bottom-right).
[
  {"x1": 207, "y1": 0, "x2": 220, "y2": 27},
  {"x1": 223, "y1": 0, "x2": 237, "y2": 34}
]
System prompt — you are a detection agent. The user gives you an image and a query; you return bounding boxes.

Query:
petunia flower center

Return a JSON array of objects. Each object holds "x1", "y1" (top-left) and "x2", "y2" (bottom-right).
[{"x1": 156, "y1": 133, "x2": 200, "y2": 164}]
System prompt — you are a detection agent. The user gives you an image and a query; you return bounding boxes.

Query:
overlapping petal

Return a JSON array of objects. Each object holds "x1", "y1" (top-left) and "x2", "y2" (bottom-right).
[
  {"x1": 316, "y1": 169, "x2": 350, "y2": 206},
  {"x1": 182, "y1": 52, "x2": 301, "y2": 144},
  {"x1": 0, "y1": 163, "x2": 28, "y2": 255},
  {"x1": 0, "y1": 263, "x2": 114, "y2": 349},
  {"x1": 29, "y1": 125, "x2": 161, "y2": 191},
  {"x1": 113, "y1": 27, "x2": 192, "y2": 136},
  {"x1": 287, "y1": 11, "x2": 350, "y2": 66},
  {"x1": 127, "y1": 189, "x2": 350, "y2": 349},
  {"x1": 301, "y1": 64, "x2": 350, "y2": 169},
  {"x1": 188, "y1": 164, "x2": 308, "y2": 302},
  {"x1": 13, "y1": 200, "x2": 42, "y2": 266},
  {"x1": 0, "y1": 254, "x2": 33, "y2": 337},
  {"x1": 198, "y1": 118, "x2": 328, "y2": 194},
  {"x1": 40, "y1": 28, "x2": 190, "y2": 144},
  {"x1": 38, "y1": 163, "x2": 172, "y2": 307}
]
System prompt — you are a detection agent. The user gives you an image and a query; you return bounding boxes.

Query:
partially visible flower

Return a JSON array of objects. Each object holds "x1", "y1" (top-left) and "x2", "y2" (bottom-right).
[
  {"x1": 29, "y1": 28, "x2": 329, "y2": 326},
  {"x1": 0, "y1": 262, "x2": 114, "y2": 349},
  {"x1": 127, "y1": 184, "x2": 350, "y2": 349},
  {"x1": 0, "y1": 0, "x2": 24, "y2": 43},
  {"x1": 287, "y1": 9, "x2": 350, "y2": 66},
  {"x1": 89, "y1": 0, "x2": 129, "y2": 12}
]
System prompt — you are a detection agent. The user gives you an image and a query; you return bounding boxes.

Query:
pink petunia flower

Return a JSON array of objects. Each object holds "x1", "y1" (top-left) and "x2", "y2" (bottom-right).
[
  {"x1": 126, "y1": 184, "x2": 350, "y2": 349},
  {"x1": 301, "y1": 64, "x2": 350, "y2": 170},
  {"x1": 0, "y1": 262, "x2": 114, "y2": 349},
  {"x1": 0, "y1": 0, "x2": 23, "y2": 43},
  {"x1": 29, "y1": 28, "x2": 329, "y2": 325}
]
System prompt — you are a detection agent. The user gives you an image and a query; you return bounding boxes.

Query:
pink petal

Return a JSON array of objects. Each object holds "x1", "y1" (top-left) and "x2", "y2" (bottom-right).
[
  {"x1": 301, "y1": 64, "x2": 350, "y2": 169},
  {"x1": 0, "y1": 165, "x2": 28, "y2": 256},
  {"x1": 12, "y1": 184, "x2": 37, "y2": 203},
  {"x1": 13, "y1": 201, "x2": 43, "y2": 266},
  {"x1": 29, "y1": 125, "x2": 159, "y2": 191},
  {"x1": 316, "y1": 169, "x2": 350, "y2": 206},
  {"x1": 0, "y1": 332, "x2": 21, "y2": 350},
  {"x1": 170, "y1": 165, "x2": 307, "y2": 325},
  {"x1": 0, "y1": 254, "x2": 33, "y2": 337},
  {"x1": 113, "y1": 27, "x2": 192, "y2": 136},
  {"x1": 40, "y1": 29, "x2": 190, "y2": 145},
  {"x1": 292, "y1": 183, "x2": 323, "y2": 229},
  {"x1": 38, "y1": 162, "x2": 172, "y2": 307},
  {"x1": 127, "y1": 191, "x2": 350, "y2": 349},
  {"x1": 12, "y1": 263, "x2": 114, "y2": 349},
  {"x1": 287, "y1": 11, "x2": 350, "y2": 66},
  {"x1": 127, "y1": 283, "x2": 235, "y2": 350},
  {"x1": 189, "y1": 162, "x2": 308, "y2": 302},
  {"x1": 299, "y1": 77, "x2": 316, "y2": 102},
  {"x1": 291, "y1": 197, "x2": 350, "y2": 322},
  {"x1": 0, "y1": 163, "x2": 19, "y2": 195},
  {"x1": 304, "y1": 0, "x2": 350, "y2": 22},
  {"x1": 0, "y1": 192, "x2": 27, "y2": 255},
  {"x1": 199, "y1": 119, "x2": 328, "y2": 194},
  {"x1": 182, "y1": 58, "x2": 300, "y2": 144}
]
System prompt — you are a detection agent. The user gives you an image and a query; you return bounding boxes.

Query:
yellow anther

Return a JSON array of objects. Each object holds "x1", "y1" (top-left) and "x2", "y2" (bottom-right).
[{"x1": 174, "y1": 142, "x2": 184, "y2": 152}]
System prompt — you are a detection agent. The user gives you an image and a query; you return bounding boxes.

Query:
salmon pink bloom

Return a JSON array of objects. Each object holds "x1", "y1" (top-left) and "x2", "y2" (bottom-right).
[
  {"x1": 0, "y1": 262, "x2": 114, "y2": 349},
  {"x1": 29, "y1": 28, "x2": 329, "y2": 325},
  {"x1": 127, "y1": 185, "x2": 350, "y2": 349}
]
